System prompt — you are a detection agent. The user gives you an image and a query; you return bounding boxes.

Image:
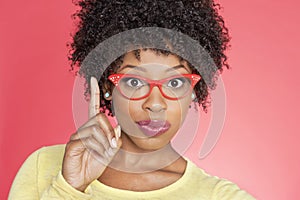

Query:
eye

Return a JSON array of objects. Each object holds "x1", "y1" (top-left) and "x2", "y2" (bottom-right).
[
  {"x1": 167, "y1": 78, "x2": 185, "y2": 88},
  {"x1": 124, "y1": 78, "x2": 145, "y2": 88}
]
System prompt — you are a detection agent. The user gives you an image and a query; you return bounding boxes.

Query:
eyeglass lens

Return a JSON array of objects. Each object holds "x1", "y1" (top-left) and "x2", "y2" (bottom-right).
[{"x1": 118, "y1": 76, "x2": 192, "y2": 99}]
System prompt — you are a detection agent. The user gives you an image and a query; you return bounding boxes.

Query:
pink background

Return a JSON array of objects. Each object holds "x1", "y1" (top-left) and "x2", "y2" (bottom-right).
[{"x1": 1, "y1": 0, "x2": 299, "y2": 199}]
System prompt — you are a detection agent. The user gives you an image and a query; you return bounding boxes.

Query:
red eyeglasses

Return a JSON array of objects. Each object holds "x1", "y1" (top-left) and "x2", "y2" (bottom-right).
[{"x1": 108, "y1": 73, "x2": 201, "y2": 100}]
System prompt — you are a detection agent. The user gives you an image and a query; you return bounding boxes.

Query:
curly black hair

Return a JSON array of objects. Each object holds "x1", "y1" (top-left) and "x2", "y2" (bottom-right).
[{"x1": 68, "y1": 0, "x2": 230, "y2": 115}]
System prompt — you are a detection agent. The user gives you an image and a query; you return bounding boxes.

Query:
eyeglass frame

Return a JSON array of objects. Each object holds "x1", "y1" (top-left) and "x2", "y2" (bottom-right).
[{"x1": 108, "y1": 73, "x2": 201, "y2": 100}]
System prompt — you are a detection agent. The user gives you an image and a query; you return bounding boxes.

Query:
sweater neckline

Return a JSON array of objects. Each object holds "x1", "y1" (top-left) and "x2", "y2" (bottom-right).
[{"x1": 89, "y1": 157, "x2": 193, "y2": 197}]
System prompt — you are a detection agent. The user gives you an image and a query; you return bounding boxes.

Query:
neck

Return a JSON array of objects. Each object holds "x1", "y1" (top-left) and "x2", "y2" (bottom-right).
[{"x1": 109, "y1": 133, "x2": 184, "y2": 173}]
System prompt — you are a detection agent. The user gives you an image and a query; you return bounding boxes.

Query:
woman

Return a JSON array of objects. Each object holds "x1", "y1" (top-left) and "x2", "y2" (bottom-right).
[{"x1": 9, "y1": 0, "x2": 255, "y2": 199}]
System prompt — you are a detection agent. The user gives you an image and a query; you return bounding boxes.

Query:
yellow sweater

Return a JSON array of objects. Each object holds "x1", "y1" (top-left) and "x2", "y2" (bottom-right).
[{"x1": 9, "y1": 144, "x2": 255, "y2": 200}]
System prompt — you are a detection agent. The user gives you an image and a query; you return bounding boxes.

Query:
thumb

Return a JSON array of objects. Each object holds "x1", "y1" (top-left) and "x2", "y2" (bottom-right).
[
  {"x1": 110, "y1": 125, "x2": 122, "y2": 151},
  {"x1": 114, "y1": 125, "x2": 121, "y2": 142}
]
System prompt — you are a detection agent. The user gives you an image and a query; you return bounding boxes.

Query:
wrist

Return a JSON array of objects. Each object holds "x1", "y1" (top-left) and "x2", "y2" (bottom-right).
[{"x1": 61, "y1": 171, "x2": 88, "y2": 192}]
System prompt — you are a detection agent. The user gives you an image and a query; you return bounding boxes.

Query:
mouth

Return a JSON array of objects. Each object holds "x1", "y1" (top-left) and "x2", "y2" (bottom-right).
[{"x1": 136, "y1": 120, "x2": 171, "y2": 137}]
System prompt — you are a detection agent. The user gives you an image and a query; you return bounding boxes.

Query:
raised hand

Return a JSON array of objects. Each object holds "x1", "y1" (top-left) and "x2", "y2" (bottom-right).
[{"x1": 62, "y1": 76, "x2": 122, "y2": 192}]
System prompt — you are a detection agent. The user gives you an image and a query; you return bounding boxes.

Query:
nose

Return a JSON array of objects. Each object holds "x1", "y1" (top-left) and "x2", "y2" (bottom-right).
[{"x1": 142, "y1": 86, "x2": 167, "y2": 113}]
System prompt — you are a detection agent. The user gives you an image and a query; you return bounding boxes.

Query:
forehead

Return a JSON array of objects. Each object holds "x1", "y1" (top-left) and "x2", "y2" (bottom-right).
[{"x1": 118, "y1": 50, "x2": 191, "y2": 75}]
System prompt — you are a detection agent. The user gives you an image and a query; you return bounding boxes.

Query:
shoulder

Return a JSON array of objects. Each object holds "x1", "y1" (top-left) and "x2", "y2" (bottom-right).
[
  {"x1": 32, "y1": 144, "x2": 67, "y2": 193},
  {"x1": 183, "y1": 158, "x2": 220, "y2": 191},
  {"x1": 35, "y1": 144, "x2": 66, "y2": 158},
  {"x1": 9, "y1": 144, "x2": 67, "y2": 199},
  {"x1": 20, "y1": 144, "x2": 66, "y2": 182},
  {"x1": 34, "y1": 144, "x2": 66, "y2": 171},
  {"x1": 184, "y1": 158, "x2": 256, "y2": 199},
  {"x1": 27, "y1": 144, "x2": 66, "y2": 167},
  {"x1": 19, "y1": 144, "x2": 66, "y2": 168}
]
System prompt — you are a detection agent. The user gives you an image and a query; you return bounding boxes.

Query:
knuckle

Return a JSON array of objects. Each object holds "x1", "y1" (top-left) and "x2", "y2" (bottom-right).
[
  {"x1": 95, "y1": 112, "x2": 104, "y2": 121},
  {"x1": 69, "y1": 131, "x2": 79, "y2": 140},
  {"x1": 82, "y1": 137, "x2": 92, "y2": 146},
  {"x1": 69, "y1": 134, "x2": 75, "y2": 141},
  {"x1": 90, "y1": 125, "x2": 101, "y2": 133},
  {"x1": 65, "y1": 140, "x2": 78, "y2": 151},
  {"x1": 102, "y1": 140, "x2": 110, "y2": 149},
  {"x1": 108, "y1": 127, "x2": 114, "y2": 136},
  {"x1": 101, "y1": 154, "x2": 110, "y2": 165},
  {"x1": 94, "y1": 104, "x2": 100, "y2": 110}
]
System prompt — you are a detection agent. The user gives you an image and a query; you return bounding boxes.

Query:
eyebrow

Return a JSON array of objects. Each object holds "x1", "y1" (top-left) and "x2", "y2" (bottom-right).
[
  {"x1": 119, "y1": 65, "x2": 146, "y2": 72},
  {"x1": 165, "y1": 64, "x2": 190, "y2": 72},
  {"x1": 119, "y1": 64, "x2": 190, "y2": 73}
]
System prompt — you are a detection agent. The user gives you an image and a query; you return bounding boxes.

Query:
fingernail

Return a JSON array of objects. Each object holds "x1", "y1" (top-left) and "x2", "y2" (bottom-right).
[
  {"x1": 117, "y1": 125, "x2": 121, "y2": 138},
  {"x1": 114, "y1": 125, "x2": 121, "y2": 139},
  {"x1": 111, "y1": 137, "x2": 117, "y2": 148}
]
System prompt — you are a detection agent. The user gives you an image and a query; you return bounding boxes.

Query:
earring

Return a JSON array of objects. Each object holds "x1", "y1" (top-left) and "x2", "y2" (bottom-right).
[
  {"x1": 191, "y1": 92, "x2": 196, "y2": 100},
  {"x1": 104, "y1": 92, "x2": 110, "y2": 98}
]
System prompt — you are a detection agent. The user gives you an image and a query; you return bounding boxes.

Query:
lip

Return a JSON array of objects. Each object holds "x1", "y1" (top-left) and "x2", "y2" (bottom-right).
[{"x1": 136, "y1": 120, "x2": 171, "y2": 137}]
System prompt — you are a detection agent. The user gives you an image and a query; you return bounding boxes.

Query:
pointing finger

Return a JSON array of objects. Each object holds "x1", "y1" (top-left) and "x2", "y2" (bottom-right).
[{"x1": 89, "y1": 76, "x2": 100, "y2": 119}]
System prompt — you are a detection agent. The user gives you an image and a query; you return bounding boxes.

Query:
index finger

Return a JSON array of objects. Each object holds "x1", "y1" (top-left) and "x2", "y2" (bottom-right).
[{"x1": 89, "y1": 76, "x2": 100, "y2": 119}]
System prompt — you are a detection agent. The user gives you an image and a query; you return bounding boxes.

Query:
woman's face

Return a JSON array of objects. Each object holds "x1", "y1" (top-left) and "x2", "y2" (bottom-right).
[{"x1": 109, "y1": 50, "x2": 195, "y2": 151}]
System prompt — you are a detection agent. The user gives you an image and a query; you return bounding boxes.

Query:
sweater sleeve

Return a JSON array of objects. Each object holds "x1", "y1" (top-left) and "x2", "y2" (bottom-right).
[
  {"x1": 40, "y1": 170, "x2": 92, "y2": 199},
  {"x1": 211, "y1": 179, "x2": 256, "y2": 200},
  {"x1": 8, "y1": 147, "x2": 92, "y2": 200}
]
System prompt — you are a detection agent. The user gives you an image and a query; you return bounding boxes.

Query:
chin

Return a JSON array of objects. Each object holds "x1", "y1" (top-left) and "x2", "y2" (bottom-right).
[{"x1": 129, "y1": 135, "x2": 171, "y2": 152}]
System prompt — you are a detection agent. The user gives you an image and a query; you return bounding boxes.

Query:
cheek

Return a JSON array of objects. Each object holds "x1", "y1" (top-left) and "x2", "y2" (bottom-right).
[
  {"x1": 112, "y1": 91, "x2": 191, "y2": 135},
  {"x1": 112, "y1": 93, "x2": 146, "y2": 137},
  {"x1": 180, "y1": 99, "x2": 191, "y2": 121},
  {"x1": 112, "y1": 90, "x2": 141, "y2": 119},
  {"x1": 112, "y1": 94, "x2": 133, "y2": 128},
  {"x1": 128, "y1": 101, "x2": 144, "y2": 120},
  {"x1": 168, "y1": 98, "x2": 190, "y2": 124}
]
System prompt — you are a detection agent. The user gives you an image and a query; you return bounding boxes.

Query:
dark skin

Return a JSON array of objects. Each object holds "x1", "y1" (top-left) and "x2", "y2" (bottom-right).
[
  {"x1": 98, "y1": 135, "x2": 187, "y2": 191},
  {"x1": 62, "y1": 50, "x2": 196, "y2": 192},
  {"x1": 65, "y1": 0, "x2": 230, "y2": 192}
]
